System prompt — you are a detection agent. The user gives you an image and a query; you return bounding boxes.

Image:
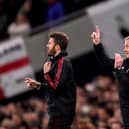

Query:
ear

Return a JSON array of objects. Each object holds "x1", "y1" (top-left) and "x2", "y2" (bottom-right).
[{"x1": 55, "y1": 44, "x2": 61, "y2": 50}]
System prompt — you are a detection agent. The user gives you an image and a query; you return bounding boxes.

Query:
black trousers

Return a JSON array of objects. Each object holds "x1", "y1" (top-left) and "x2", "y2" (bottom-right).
[
  {"x1": 120, "y1": 97, "x2": 129, "y2": 129},
  {"x1": 48, "y1": 115, "x2": 74, "y2": 129}
]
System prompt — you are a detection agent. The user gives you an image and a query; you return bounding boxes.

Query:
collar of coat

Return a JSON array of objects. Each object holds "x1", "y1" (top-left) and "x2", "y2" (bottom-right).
[{"x1": 49, "y1": 51, "x2": 68, "y2": 63}]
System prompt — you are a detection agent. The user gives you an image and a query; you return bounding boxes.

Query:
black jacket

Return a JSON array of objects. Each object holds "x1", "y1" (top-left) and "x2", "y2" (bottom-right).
[
  {"x1": 94, "y1": 43, "x2": 129, "y2": 128},
  {"x1": 94, "y1": 43, "x2": 129, "y2": 99},
  {"x1": 43, "y1": 51, "x2": 76, "y2": 117}
]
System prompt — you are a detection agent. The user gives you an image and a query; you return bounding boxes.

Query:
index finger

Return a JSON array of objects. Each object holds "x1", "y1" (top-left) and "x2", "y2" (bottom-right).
[
  {"x1": 25, "y1": 77, "x2": 32, "y2": 81},
  {"x1": 96, "y1": 25, "x2": 100, "y2": 34}
]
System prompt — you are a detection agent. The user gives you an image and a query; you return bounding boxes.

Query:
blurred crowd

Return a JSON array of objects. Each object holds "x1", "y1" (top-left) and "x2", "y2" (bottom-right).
[
  {"x1": 0, "y1": 0, "x2": 107, "y2": 40},
  {"x1": 0, "y1": 1, "x2": 121, "y2": 129},
  {"x1": 0, "y1": 75, "x2": 123, "y2": 129}
]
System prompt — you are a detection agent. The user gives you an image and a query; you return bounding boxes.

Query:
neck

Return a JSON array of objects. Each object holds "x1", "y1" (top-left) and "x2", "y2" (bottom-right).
[{"x1": 54, "y1": 50, "x2": 61, "y2": 57}]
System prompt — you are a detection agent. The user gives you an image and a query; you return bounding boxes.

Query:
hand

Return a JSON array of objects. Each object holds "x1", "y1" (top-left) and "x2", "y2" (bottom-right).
[
  {"x1": 114, "y1": 53, "x2": 123, "y2": 69},
  {"x1": 24, "y1": 77, "x2": 41, "y2": 89},
  {"x1": 91, "y1": 25, "x2": 101, "y2": 45},
  {"x1": 44, "y1": 61, "x2": 51, "y2": 74}
]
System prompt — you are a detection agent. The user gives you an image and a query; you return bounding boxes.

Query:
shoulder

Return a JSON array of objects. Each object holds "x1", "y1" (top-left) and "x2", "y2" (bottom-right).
[
  {"x1": 63, "y1": 57, "x2": 71, "y2": 64},
  {"x1": 63, "y1": 57, "x2": 73, "y2": 69}
]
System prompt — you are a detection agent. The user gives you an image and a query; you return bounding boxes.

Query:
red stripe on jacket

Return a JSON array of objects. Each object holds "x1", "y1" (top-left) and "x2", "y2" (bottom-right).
[{"x1": 44, "y1": 57, "x2": 64, "y2": 90}]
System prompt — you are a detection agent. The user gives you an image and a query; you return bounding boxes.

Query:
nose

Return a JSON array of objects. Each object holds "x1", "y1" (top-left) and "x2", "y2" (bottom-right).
[{"x1": 46, "y1": 43, "x2": 48, "y2": 48}]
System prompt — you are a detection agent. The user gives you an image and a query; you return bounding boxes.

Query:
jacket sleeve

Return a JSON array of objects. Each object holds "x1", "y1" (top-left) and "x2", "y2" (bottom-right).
[
  {"x1": 94, "y1": 43, "x2": 115, "y2": 71},
  {"x1": 44, "y1": 57, "x2": 71, "y2": 90}
]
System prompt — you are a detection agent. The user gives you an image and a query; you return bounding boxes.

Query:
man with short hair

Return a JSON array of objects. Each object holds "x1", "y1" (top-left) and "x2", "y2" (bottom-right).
[
  {"x1": 25, "y1": 32, "x2": 76, "y2": 129},
  {"x1": 91, "y1": 25, "x2": 129, "y2": 129}
]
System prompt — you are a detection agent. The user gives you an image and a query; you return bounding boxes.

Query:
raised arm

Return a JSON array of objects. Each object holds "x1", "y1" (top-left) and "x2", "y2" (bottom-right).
[{"x1": 91, "y1": 25, "x2": 114, "y2": 71}]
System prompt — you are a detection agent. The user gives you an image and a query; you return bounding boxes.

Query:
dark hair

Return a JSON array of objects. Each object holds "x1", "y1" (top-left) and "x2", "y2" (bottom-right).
[
  {"x1": 49, "y1": 32, "x2": 69, "y2": 51},
  {"x1": 125, "y1": 36, "x2": 129, "y2": 41}
]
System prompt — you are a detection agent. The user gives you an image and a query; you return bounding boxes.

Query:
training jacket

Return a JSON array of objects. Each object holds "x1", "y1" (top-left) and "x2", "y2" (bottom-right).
[
  {"x1": 94, "y1": 43, "x2": 129, "y2": 129},
  {"x1": 43, "y1": 51, "x2": 76, "y2": 117}
]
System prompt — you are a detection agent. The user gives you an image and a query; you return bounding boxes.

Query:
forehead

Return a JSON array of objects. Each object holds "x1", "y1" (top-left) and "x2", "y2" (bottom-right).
[
  {"x1": 48, "y1": 38, "x2": 55, "y2": 43},
  {"x1": 125, "y1": 39, "x2": 129, "y2": 45}
]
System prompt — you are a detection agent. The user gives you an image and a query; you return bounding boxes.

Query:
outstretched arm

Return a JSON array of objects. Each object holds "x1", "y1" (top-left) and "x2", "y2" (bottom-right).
[{"x1": 24, "y1": 77, "x2": 42, "y2": 90}]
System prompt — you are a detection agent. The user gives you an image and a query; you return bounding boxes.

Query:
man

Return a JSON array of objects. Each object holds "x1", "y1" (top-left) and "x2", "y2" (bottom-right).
[
  {"x1": 25, "y1": 32, "x2": 76, "y2": 129},
  {"x1": 91, "y1": 25, "x2": 129, "y2": 129}
]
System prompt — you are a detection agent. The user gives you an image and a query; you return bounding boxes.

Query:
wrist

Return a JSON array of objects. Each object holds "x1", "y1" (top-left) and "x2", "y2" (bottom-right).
[
  {"x1": 36, "y1": 82, "x2": 41, "y2": 90},
  {"x1": 94, "y1": 41, "x2": 101, "y2": 45}
]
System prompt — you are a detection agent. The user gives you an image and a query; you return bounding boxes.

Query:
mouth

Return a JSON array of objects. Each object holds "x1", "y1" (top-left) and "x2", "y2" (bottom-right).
[{"x1": 125, "y1": 52, "x2": 129, "y2": 56}]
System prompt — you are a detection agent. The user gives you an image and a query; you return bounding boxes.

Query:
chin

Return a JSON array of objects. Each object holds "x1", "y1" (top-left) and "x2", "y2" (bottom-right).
[
  {"x1": 47, "y1": 51, "x2": 51, "y2": 56},
  {"x1": 126, "y1": 56, "x2": 129, "y2": 59},
  {"x1": 47, "y1": 53, "x2": 51, "y2": 56},
  {"x1": 48, "y1": 53, "x2": 53, "y2": 56}
]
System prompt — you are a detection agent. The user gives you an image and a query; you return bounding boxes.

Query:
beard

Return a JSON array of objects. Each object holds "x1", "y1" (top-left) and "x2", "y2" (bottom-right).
[{"x1": 47, "y1": 46, "x2": 56, "y2": 56}]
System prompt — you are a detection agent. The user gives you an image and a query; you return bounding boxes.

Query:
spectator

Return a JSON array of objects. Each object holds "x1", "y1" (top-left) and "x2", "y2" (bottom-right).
[
  {"x1": 41, "y1": 114, "x2": 49, "y2": 129},
  {"x1": 7, "y1": 11, "x2": 30, "y2": 37},
  {"x1": 20, "y1": 0, "x2": 32, "y2": 14},
  {"x1": 110, "y1": 121, "x2": 123, "y2": 129},
  {"x1": 0, "y1": 0, "x2": 7, "y2": 40},
  {"x1": 1, "y1": 118, "x2": 14, "y2": 129},
  {"x1": 0, "y1": 127, "x2": 6, "y2": 129},
  {"x1": 46, "y1": 0, "x2": 65, "y2": 23},
  {"x1": 97, "y1": 120, "x2": 108, "y2": 129}
]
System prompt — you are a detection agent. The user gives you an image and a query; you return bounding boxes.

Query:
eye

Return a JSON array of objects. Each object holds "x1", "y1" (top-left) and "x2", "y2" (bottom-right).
[{"x1": 48, "y1": 42, "x2": 51, "y2": 45}]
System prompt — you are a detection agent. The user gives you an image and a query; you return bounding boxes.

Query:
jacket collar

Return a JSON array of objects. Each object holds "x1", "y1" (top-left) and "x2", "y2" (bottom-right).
[{"x1": 49, "y1": 51, "x2": 68, "y2": 62}]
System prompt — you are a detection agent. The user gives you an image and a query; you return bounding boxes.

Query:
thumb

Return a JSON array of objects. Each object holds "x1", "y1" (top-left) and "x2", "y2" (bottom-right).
[
  {"x1": 47, "y1": 61, "x2": 51, "y2": 65},
  {"x1": 91, "y1": 32, "x2": 96, "y2": 39},
  {"x1": 114, "y1": 53, "x2": 122, "y2": 59}
]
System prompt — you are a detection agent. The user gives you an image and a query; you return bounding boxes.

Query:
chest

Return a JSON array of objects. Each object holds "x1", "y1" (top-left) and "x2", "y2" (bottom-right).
[
  {"x1": 49, "y1": 61, "x2": 58, "y2": 79},
  {"x1": 115, "y1": 65, "x2": 129, "y2": 84}
]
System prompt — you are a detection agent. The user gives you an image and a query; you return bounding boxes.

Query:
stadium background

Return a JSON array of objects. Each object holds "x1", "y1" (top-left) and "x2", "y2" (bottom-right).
[{"x1": 0, "y1": 0, "x2": 129, "y2": 129}]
